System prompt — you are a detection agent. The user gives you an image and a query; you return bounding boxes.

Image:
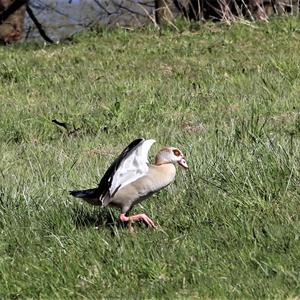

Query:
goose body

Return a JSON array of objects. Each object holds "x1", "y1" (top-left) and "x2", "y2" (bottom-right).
[{"x1": 70, "y1": 138, "x2": 188, "y2": 229}]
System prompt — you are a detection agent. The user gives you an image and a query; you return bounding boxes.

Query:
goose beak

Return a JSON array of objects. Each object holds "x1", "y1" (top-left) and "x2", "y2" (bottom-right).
[{"x1": 178, "y1": 158, "x2": 188, "y2": 169}]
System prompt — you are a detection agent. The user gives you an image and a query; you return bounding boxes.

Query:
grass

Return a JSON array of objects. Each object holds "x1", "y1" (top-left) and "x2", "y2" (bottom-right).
[{"x1": 0, "y1": 16, "x2": 300, "y2": 298}]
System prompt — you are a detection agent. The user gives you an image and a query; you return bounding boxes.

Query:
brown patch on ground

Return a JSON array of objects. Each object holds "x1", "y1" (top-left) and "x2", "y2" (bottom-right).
[
  {"x1": 85, "y1": 145, "x2": 118, "y2": 157},
  {"x1": 159, "y1": 63, "x2": 173, "y2": 76},
  {"x1": 182, "y1": 121, "x2": 205, "y2": 133},
  {"x1": 271, "y1": 111, "x2": 300, "y2": 123}
]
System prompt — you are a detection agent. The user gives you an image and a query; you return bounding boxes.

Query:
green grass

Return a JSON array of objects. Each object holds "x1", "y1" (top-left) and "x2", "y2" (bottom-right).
[{"x1": 1, "y1": 17, "x2": 300, "y2": 298}]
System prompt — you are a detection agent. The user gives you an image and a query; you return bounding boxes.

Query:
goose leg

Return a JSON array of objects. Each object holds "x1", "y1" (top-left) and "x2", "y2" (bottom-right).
[
  {"x1": 128, "y1": 220, "x2": 134, "y2": 233},
  {"x1": 120, "y1": 213, "x2": 157, "y2": 229}
]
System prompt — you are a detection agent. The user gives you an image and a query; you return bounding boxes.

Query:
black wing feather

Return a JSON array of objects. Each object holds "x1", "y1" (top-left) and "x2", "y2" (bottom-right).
[
  {"x1": 97, "y1": 138, "x2": 144, "y2": 201},
  {"x1": 69, "y1": 188, "x2": 98, "y2": 199}
]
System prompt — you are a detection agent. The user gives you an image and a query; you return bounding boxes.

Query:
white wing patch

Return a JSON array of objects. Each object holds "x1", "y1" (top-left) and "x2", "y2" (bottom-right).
[{"x1": 109, "y1": 139, "x2": 156, "y2": 196}]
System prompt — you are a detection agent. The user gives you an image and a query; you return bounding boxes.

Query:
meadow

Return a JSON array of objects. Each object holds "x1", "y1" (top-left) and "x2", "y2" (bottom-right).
[{"x1": 0, "y1": 17, "x2": 300, "y2": 298}]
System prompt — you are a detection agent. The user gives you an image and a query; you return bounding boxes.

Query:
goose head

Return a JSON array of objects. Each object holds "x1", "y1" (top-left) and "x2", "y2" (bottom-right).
[{"x1": 155, "y1": 147, "x2": 188, "y2": 169}]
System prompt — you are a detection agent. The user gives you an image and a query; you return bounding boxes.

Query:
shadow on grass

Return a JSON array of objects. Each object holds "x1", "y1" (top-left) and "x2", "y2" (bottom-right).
[
  {"x1": 71, "y1": 205, "x2": 120, "y2": 228},
  {"x1": 71, "y1": 205, "x2": 150, "y2": 235}
]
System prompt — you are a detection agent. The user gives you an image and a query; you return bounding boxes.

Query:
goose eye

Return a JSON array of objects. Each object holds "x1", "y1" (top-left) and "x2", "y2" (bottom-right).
[{"x1": 173, "y1": 149, "x2": 181, "y2": 156}]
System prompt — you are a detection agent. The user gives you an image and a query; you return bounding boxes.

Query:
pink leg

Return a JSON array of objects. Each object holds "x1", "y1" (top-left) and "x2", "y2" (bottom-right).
[{"x1": 120, "y1": 213, "x2": 157, "y2": 229}]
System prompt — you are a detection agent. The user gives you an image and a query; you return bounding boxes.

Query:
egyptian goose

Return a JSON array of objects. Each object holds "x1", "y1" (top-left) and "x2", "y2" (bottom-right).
[{"x1": 70, "y1": 138, "x2": 188, "y2": 230}]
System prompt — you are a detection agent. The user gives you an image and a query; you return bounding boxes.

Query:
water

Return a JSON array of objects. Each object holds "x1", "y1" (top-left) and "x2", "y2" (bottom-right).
[{"x1": 24, "y1": 0, "x2": 154, "y2": 41}]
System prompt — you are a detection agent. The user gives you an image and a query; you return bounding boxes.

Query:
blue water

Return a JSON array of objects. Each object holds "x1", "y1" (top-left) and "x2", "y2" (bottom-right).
[{"x1": 24, "y1": 0, "x2": 153, "y2": 41}]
